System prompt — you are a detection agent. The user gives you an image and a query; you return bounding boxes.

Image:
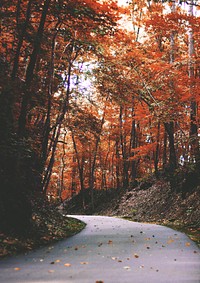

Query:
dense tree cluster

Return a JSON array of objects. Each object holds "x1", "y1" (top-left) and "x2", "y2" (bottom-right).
[{"x1": 0, "y1": 0, "x2": 120, "y2": 232}]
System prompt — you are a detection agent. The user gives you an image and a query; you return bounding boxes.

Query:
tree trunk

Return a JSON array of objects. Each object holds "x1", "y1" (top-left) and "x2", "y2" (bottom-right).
[
  {"x1": 42, "y1": 56, "x2": 72, "y2": 193},
  {"x1": 18, "y1": 0, "x2": 51, "y2": 137},
  {"x1": 119, "y1": 106, "x2": 129, "y2": 190},
  {"x1": 164, "y1": 122, "x2": 177, "y2": 172},
  {"x1": 163, "y1": 127, "x2": 167, "y2": 169},
  {"x1": 11, "y1": 0, "x2": 33, "y2": 79},
  {"x1": 163, "y1": 0, "x2": 177, "y2": 174},
  {"x1": 188, "y1": 0, "x2": 199, "y2": 164},
  {"x1": 89, "y1": 104, "x2": 106, "y2": 210},
  {"x1": 71, "y1": 131, "x2": 85, "y2": 209},
  {"x1": 41, "y1": 22, "x2": 61, "y2": 167},
  {"x1": 115, "y1": 140, "x2": 120, "y2": 190},
  {"x1": 71, "y1": 152, "x2": 77, "y2": 196},
  {"x1": 154, "y1": 121, "x2": 160, "y2": 175},
  {"x1": 130, "y1": 100, "x2": 137, "y2": 185}
]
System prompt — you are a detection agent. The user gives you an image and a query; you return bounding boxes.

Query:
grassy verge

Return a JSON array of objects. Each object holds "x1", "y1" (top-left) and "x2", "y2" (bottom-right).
[
  {"x1": 163, "y1": 221, "x2": 200, "y2": 247},
  {"x1": 121, "y1": 216, "x2": 200, "y2": 247},
  {"x1": 0, "y1": 203, "x2": 86, "y2": 258}
]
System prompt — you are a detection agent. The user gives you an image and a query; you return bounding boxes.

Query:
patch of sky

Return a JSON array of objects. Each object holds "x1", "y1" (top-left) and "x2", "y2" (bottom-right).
[{"x1": 55, "y1": 61, "x2": 97, "y2": 101}]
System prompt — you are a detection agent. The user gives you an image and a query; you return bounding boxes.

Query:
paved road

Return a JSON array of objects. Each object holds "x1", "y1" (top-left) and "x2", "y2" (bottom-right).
[{"x1": 0, "y1": 215, "x2": 200, "y2": 283}]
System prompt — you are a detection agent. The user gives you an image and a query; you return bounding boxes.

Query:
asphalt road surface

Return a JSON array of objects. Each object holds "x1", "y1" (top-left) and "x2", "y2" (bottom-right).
[{"x1": 0, "y1": 215, "x2": 200, "y2": 283}]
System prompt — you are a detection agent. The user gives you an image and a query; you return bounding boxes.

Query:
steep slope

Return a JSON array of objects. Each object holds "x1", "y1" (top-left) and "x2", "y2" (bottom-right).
[{"x1": 64, "y1": 176, "x2": 200, "y2": 245}]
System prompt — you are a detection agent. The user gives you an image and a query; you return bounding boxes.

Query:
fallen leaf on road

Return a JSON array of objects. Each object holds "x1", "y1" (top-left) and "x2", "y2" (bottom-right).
[
  {"x1": 96, "y1": 281, "x2": 104, "y2": 283},
  {"x1": 80, "y1": 262, "x2": 88, "y2": 265},
  {"x1": 123, "y1": 266, "x2": 131, "y2": 270},
  {"x1": 108, "y1": 240, "x2": 113, "y2": 244},
  {"x1": 48, "y1": 270, "x2": 55, "y2": 273},
  {"x1": 64, "y1": 263, "x2": 71, "y2": 267},
  {"x1": 185, "y1": 242, "x2": 191, "y2": 247},
  {"x1": 14, "y1": 267, "x2": 21, "y2": 271},
  {"x1": 145, "y1": 238, "x2": 150, "y2": 241},
  {"x1": 134, "y1": 254, "x2": 139, "y2": 258},
  {"x1": 167, "y1": 239, "x2": 174, "y2": 244},
  {"x1": 55, "y1": 259, "x2": 61, "y2": 263}
]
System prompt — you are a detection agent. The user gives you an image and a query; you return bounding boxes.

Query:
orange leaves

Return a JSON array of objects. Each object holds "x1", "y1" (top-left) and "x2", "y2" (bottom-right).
[
  {"x1": 26, "y1": 0, "x2": 200, "y2": 198},
  {"x1": 167, "y1": 239, "x2": 175, "y2": 245},
  {"x1": 130, "y1": 143, "x2": 157, "y2": 161}
]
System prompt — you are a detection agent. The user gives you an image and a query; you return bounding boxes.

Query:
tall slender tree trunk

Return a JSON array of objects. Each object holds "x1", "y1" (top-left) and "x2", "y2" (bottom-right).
[
  {"x1": 130, "y1": 104, "x2": 137, "y2": 185},
  {"x1": 71, "y1": 131, "x2": 85, "y2": 209},
  {"x1": 71, "y1": 152, "x2": 77, "y2": 196},
  {"x1": 164, "y1": 122, "x2": 177, "y2": 172},
  {"x1": 11, "y1": 0, "x2": 33, "y2": 79},
  {"x1": 163, "y1": 130, "x2": 167, "y2": 169},
  {"x1": 119, "y1": 106, "x2": 129, "y2": 190},
  {"x1": 58, "y1": 132, "x2": 67, "y2": 201},
  {"x1": 154, "y1": 121, "x2": 160, "y2": 175},
  {"x1": 41, "y1": 22, "x2": 61, "y2": 171},
  {"x1": 163, "y1": 0, "x2": 177, "y2": 174},
  {"x1": 18, "y1": 0, "x2": 51, "y2": 137},
  {"x1": 188, "y1": 0, "x2": 199, "y2": 164},
  {"x1": 89, "y1": 103, "x2": 107, "y2": 210},
  {"x1": 42, "y1": 59, "x2": 72, "y2": 193},
  {"x1": 115, "y1": 140, "x2": 120, "y2": 190}
]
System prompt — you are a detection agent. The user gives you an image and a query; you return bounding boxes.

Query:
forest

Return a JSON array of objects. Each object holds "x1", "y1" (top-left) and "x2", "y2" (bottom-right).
[{"x1": 0, "y1": 0, "x2": 199, "y2": 242}]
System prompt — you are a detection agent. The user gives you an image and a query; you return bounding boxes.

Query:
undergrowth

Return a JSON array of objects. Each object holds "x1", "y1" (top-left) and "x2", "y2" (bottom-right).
[{"x1": 0, "y1": 198, "x2": 86, "y2": 258}]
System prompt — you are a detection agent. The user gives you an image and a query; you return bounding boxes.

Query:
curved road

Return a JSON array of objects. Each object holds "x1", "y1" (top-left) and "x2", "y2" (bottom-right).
[{"x1": 0, "y1": 215, "x2": 200, "y2": 283}]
